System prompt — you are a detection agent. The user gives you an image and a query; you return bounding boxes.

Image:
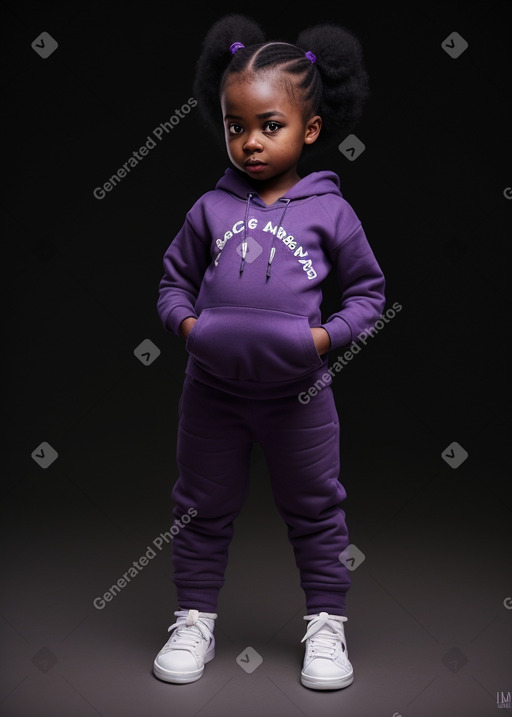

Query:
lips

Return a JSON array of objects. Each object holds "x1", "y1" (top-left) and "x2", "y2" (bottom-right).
[
  {"x1": 245, "y1": 159, "x2": 266, "y2": 168},
  {"x1": 245, "y1": 159, "x2": 267, "y2": 173}
]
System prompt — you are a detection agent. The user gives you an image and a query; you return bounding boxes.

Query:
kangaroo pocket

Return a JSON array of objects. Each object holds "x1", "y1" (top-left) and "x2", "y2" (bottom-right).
[{"x1": 185, "y1": 306, "x2": 324, "y2": 383}]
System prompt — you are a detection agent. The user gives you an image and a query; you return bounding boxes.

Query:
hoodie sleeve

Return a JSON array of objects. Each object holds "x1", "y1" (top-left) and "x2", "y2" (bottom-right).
[
  {"x1": 156, "y1": 207, "x2": 212, "y2": 337},
  {"x1": 320, "y1": 217, "x2": 386, "y2": 350}
]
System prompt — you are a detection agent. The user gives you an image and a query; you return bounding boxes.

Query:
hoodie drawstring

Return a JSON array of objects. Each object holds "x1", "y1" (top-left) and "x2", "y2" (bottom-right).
[
  {"x1": 239, "y1": 193, "x2": 253, "y2": 275},
  {"x1": 266, "y1": 198, "x2": 290, "y2": 279},
  {"x1": 238, "y1": 194, "x2": 291, "y2": 279}
]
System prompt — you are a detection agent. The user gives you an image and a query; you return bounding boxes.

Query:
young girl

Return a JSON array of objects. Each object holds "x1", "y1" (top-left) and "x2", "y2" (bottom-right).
[{"x1": 153, "y1": 14, "x2": 385, "y2": 691}]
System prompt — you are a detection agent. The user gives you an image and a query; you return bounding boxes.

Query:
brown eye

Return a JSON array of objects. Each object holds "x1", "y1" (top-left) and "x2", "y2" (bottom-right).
[
  {"x1": 228, "y1": 123, "x2": 243, "y2": 135},
  {"x1": 265, "y1": 121, "x2": 282, "y2": 133}
]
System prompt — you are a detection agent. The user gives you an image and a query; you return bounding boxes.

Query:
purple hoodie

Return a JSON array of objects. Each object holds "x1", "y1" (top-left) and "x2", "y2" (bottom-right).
[{"x1": 157, "y1": 167, "x2": 386, "y2": 399}]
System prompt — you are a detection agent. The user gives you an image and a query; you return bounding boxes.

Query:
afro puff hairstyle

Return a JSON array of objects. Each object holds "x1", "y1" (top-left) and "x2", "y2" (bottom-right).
[{"x1": 193, "y1": 13, "x2": 370, "y2": 153}]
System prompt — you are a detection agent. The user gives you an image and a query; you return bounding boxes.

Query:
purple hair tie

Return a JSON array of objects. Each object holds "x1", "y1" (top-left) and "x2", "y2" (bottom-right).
[
  {"x1": 305, "y1": 50, "x2": 316, "y2": 63},
  {"x1": 230, "y1": 42, "x2": 245, "y2": 55}
]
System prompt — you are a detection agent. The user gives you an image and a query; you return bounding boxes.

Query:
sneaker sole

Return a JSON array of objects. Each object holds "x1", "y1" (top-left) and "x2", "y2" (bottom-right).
[
  {"x1": 300, "y1": 669, "x2": 354, "y2": 691},
  {"x1": 153, "y1": 647, "x2": 215, "y2": 684}
]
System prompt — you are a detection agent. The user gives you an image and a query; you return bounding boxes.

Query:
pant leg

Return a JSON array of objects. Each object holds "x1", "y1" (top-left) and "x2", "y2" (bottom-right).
[
  {"x1": 254, "y1": 385, "x2": 351, "y2": 616},
  {"x1": 170, "y1": 376, "x2": 253, "y2": 612}
]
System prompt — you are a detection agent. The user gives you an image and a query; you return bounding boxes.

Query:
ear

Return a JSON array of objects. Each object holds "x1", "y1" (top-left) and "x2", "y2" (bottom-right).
[{"x1": 304, "y1": 114, "x2": 322, "y2": 145}]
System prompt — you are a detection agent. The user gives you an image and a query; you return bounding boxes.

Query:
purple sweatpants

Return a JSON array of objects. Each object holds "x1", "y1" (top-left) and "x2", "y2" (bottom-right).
[{"x1": 170, "y1": 374, "x2": 351, "y2": 616}]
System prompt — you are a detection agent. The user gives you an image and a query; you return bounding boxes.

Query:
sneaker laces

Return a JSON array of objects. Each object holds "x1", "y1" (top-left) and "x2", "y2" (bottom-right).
[
  {"x1": 301, "y1": 612, "x2": 347, "y2": 658},
  {"x1": 160, "y1": 609, "x2": 217, "y2": 655}
]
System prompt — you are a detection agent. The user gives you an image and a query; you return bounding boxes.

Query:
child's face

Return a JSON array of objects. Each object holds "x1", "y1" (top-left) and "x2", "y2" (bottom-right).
[{"x1": 220, "y1": 72, "x2": 321, "y2": 187}]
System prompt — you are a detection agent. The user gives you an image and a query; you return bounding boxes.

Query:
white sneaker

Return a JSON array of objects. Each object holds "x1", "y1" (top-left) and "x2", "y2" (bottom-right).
[
  {"x1": 300, "y1": 611, "x2": 354, "y2": 690},
  {"x1": 153, "y1": 608, "x2": 217, "y2": 683}
]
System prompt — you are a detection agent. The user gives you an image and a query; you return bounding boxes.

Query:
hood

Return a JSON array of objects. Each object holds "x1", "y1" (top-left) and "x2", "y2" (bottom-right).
[
  {"x1": 215, "y1": 166, "x2": 343, "y2": 202},
  {"x1": 214, "y1": 168, "x2": 344, "y2": 278}
]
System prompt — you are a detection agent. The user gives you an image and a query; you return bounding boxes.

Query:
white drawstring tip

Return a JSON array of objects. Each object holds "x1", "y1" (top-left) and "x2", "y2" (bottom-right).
[
  {"x1": 266, "y1": 247, "x2": 276, "y2": 278},
  {"x1": 240, "y1": 240, "x2": 248, "y2": 274}
]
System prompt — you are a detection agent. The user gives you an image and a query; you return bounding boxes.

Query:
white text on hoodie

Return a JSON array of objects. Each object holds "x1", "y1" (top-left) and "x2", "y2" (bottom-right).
[{"x1": 215, "y1": 218, "x2": 318, "y2": 280}]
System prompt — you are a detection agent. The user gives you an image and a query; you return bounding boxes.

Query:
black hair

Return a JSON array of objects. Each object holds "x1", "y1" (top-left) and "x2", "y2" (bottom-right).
[{"x1": 193, "y1": 13, "x2": 370, "y2": 152}]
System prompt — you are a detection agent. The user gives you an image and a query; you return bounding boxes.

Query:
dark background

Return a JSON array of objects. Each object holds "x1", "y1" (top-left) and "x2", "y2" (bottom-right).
[{"x1": 2, "y1": 2, "x2": 511, "y2": 716}]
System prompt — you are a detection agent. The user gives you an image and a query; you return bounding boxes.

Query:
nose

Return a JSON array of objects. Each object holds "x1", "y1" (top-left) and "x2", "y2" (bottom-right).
[{"x1": 243, "y1": 130, "x2": 263, "y2": 152}]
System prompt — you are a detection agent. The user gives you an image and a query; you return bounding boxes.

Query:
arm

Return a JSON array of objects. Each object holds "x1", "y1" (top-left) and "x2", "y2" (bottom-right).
[
  {"x1": 156, "y1": 212, "x2": 211, "y2": 338},
  {"x1": 320, "y1": 222, "x2": 386, "y2": 350},
  {"x1": 311, "y1": 326, "x2": 331, "y2": 355},
  {"x1": 179, "y1": 316, "x2": 198, "y2": 340}
]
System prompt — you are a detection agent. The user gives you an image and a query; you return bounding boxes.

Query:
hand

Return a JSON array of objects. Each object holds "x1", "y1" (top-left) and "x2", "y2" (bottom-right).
[
  {"x1": 310, "y1": 327, "x2": 331, "y2": 356},
  {"x1": 179, "y1": 317, "x2": 197, "y2": 340}
]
